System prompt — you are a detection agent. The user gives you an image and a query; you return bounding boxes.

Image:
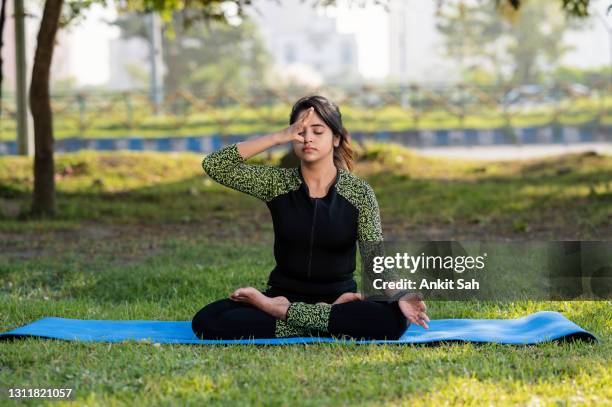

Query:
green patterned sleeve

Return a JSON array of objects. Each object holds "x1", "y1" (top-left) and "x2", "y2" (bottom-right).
[
  {"x1": 336, "y1": 175, "x2": 397, "y2": 299},
  {"x1": 202, "y1": 143, "x2": 287, "y2": 202},
  {"x1": 357, "y1": 183, "x2": 384, "y2": 243},
  {"x1": 356, "y1": 183, "x2": 401, "y2": 300}
]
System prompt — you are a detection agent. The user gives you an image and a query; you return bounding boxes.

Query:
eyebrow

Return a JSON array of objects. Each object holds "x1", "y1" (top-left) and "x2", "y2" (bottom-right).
[{"x1": 310, "y1": 124, "x2": 325, "y2": 128}]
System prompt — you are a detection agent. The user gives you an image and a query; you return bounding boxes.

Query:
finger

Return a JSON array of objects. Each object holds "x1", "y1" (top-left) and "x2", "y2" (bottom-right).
[
  {"x1": 409, "y1": 315, "x2": 426, "y2": 329},
  {"x1": 419, "y1": 312, "x2": 430, "y2": 323},
  {"x1": 412, "y1": 317, "x2": 426, "y2": 329},
  {"x1": 413, "y1": 293, "x2": 424, "y2": 303},
  {"x1": 294, "y1": 125, "x2": 304, "y2": 139},
  {"x1": 305, "y1": 107, "x2": 314, "y2": 121},
  {"x1": 407, "y1": 297, "x2": 425, "y2": 308},
  {"x1": 408, "y1": 313, "x2": 429, "y2": 329},
  {"x1": 301, "y1": 107, "x2": 314, "y2": 127},
  {"x1": 294, "y1": 134, "x2": 305, "y2": 143},
  {"x1": 292, "y1": 112, "x2": 307, "y2": 135},
  {"x1": 297, "y1": 117, "x2": 308, "y2": 134},
  {"x1": 298, "y1": 107, "x2": 312, "y2": 125}
]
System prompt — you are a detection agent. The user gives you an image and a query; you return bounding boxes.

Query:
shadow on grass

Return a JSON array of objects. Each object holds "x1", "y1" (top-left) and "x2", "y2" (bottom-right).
[
  {"x1": 2, "y1": 164, "x2": 610, "y2": 237},
  {"x1": 0, "y1": 239, "x2": 275, "y2": 305}
]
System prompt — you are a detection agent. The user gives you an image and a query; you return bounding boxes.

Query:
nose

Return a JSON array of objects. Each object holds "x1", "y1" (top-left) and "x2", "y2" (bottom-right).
[{"x1": 303, "y1": 130, "x2": 314, "y2": 144}]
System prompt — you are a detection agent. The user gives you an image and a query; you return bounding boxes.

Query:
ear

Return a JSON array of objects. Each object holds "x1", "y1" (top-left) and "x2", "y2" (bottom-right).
[{"x1": 333, "y1": 134, "x2": 341, "y2": 148}]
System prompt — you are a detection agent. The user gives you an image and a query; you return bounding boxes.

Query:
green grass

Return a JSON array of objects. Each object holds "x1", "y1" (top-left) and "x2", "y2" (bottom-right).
[
  {"x1": 0, "y1": 143, "x2": 611, "y2": 405},
  {"x1": 0, "y1": 142, "x2": 610, "y2": 236}
]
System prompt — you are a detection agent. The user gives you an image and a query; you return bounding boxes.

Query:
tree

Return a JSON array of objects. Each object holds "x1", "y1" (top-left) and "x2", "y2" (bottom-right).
[
  {"x1": 435, "y1": 0, "x2": 586, "y2": 85},
  {"x1": 0, "y1": 0, "x2": 6, "y2": 116},
  {"x1": 498, "y1": 0, "x2": 592, "y2": 17},
  {"x1": 27, "y1": 0, "x2": 256, "y2": 217},
  {"x1": 22, "y1": 0, "x2": 596, "y2": 216},
  {"x1": 113, "y1": 10, "x2": 273, "y2": 97},
  {"x1": 30, "y1": 0, "x2": 65, "y2": 216}
]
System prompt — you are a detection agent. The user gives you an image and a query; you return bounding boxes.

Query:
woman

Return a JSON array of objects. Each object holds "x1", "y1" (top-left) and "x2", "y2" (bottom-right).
[{"x1": 191, "y1": 95, "x2": 429, "y2": 340}]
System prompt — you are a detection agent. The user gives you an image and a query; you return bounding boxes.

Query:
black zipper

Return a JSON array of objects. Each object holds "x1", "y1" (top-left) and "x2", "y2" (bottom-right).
[{"x1": 307, "y1": 198, "x2": 318, "y2": 279}]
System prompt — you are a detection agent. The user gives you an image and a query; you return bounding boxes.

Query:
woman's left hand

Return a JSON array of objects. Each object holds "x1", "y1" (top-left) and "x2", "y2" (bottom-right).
[{"x1": 398, "y1": 293, "x2": 430, "y2": 329}]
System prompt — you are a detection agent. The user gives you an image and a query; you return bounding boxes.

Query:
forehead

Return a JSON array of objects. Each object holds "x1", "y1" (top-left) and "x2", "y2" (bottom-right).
[{"x1": 297, "y1": 109, "x2": 328, "y2": 128}]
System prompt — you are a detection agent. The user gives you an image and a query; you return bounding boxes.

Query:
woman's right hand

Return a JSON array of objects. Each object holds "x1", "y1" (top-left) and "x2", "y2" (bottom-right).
[
  {"x1": 275, "y1": 106, "x2": 314, "y2": 145},
  {"x1": 398, "y1": 293, "x2": 430, "y2": 329}
]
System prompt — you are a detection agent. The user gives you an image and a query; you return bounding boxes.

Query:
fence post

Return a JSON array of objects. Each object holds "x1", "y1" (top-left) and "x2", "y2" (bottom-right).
[
  {"x1": 123, "y1": 92, "x2": 134, "y2": 129},
  {"x1": 77, "y1": 93, "x2": 86, "y2": 134}
]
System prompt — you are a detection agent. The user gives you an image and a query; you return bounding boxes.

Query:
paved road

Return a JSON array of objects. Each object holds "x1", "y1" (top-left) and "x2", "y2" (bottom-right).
[{"x1": 414, "y1": 142, "x2": 612, "y2": 160}]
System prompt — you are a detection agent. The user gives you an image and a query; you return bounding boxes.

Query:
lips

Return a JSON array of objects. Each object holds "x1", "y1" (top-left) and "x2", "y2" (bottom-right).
[{"x1": 303, "y1": 147, "x2": 316, "y2": 153}]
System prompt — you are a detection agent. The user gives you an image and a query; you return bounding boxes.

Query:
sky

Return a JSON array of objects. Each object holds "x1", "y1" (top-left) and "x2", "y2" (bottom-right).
[{"x1": 60, "y1": 0, "x2": 612, "y2": 86}]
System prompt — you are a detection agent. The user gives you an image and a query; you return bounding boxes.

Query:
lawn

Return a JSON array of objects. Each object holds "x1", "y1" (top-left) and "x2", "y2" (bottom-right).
[{"x1": 0, "y1": 142, "x2": 610, "y2": 405}]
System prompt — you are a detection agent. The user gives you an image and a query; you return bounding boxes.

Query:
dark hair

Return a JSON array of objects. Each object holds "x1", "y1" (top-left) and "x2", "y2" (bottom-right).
[{"x1": 289, "y1": 95, "x2": 355, "y2": 172}]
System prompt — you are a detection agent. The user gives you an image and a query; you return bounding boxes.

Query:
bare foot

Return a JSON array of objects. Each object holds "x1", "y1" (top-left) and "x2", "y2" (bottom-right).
[
  {"x1": 229, "y1": 287, "x2": 291, "y2": 320},
  {"x1": 332, "y1": 292, "x2": 363, "y2": 305}
]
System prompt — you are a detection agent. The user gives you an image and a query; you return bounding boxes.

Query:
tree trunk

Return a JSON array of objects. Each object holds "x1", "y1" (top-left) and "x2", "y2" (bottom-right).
[
  {"x1": 0, "y1": 0, "x2": 7, "y2": 116},
  {"x1": 30, "y1": 0, "x2": 63, "y2": 216}
]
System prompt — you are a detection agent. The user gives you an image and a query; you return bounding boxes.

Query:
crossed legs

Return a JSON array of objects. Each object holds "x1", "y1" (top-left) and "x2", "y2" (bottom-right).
[{"x1": 191, "y1": 287, "x2": 407, "y2": 340}]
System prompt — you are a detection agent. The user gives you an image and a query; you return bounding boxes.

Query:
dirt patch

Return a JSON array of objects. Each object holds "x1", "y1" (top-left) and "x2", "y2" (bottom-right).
[
  {"x1": 2, "y1": 215, "x2": 607, "y2": 264},
  {"x1": 0, "y1": 218, "x2": 274, "y2": 265},
  {"x1": 383, "y1": 218, "x2": 611, "y2": 241}
]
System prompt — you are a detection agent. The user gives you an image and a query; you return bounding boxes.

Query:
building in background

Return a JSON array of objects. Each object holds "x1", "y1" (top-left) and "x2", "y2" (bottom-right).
[
  {"x1": 388, "y1": 0, "x2": 459, "y2": 84},
  {"x1": 107, "y1": 37, "x2": 151, "y2": 91},
  {"x1": 1, "y1": 0, "x2": 74, "y2": 94},
  {"x1": 245, "y1": 0, "x2": 360, "y2": 86}
]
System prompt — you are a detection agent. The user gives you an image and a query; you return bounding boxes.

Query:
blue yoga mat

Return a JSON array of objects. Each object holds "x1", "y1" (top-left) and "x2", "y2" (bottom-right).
[{"x1": 0, "y1": 311, "x2": 597, "y2": 345}]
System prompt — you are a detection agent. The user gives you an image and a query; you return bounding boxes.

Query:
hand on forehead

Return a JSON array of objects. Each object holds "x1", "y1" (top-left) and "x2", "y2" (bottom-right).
[
  {"x1": 300, "y1": 108, "x2": 327, "y2": 129},
  {"x1": 298, "y1": 107, "x2": 314, "y2": 122}
]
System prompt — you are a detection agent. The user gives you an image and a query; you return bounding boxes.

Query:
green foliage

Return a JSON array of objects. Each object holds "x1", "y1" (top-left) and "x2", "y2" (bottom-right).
[
  {"x1": 437, "y1": 0, "x2": 590, "y2": 85},
  {"x1": 117, "y1": 0, "x2": 239, "y2": 24},
  {"x1": 61, "y1": 0, "x2": 109, "y2": 28},
  {"x1": 113, "y1": 11, "x2": 273, "y2": 96},
  {"x1": 497, "y1": 0, "x2": 592, "y2": 17},
  {"x1": 554, "y1": 65, "x2": 612, "y2": 87}
]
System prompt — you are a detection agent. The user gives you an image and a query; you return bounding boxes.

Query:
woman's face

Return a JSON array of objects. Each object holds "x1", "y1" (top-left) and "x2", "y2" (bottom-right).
[{"x1": 292, "y1": 108, "x2": 340, "y2": 164}]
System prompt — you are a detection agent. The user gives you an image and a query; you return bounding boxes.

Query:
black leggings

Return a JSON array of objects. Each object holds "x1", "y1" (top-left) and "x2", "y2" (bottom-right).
[{"x1": 191, "y1": 287, "x2": 408, "y2": 340}]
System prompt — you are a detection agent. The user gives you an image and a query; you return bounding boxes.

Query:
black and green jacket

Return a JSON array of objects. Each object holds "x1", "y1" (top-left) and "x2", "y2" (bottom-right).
[{"x1": 202, "y1": 143, "x2": 383, "y2": 298}]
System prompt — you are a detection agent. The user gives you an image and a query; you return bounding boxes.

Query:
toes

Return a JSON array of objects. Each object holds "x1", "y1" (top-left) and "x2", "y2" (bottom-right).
[
  {"x1": 242, "y1": 287, "x2": 262, "y2": 297},
  {"x1": 232, "y1": 287, "x2": 268, "y2": 303},
  {"x1": 230, "y1": 288, "x2": 249, "y2": 300}
]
